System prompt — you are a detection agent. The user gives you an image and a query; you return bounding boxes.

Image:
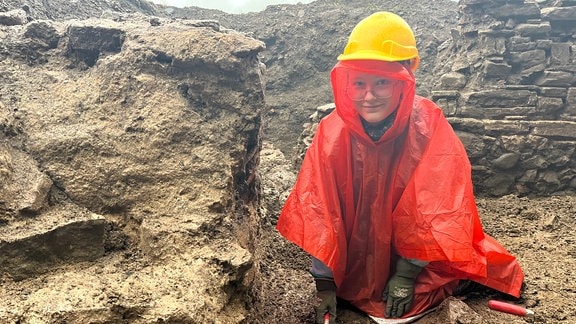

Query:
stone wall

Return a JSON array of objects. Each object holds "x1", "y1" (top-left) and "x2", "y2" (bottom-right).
[{"x1": 432, "y1": 0, "x2": 576, "y2": 196}]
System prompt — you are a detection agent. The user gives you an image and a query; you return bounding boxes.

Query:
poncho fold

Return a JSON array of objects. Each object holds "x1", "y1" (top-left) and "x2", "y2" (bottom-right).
[{"x1": 276, "y1": 60, "x2": 524, "y2": 318}]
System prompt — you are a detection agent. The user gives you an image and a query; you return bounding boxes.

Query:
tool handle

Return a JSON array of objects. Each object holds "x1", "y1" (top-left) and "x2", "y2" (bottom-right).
[
  {"x1": 488, "y1": 300, "x2": 532, "y2": 316},
  {"x1": 323, "y1": 312, "x2": 330, "y2": 324}
]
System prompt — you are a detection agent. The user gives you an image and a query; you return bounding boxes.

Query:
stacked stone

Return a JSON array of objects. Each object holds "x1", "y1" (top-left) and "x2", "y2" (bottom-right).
[{"x1": 432, "y1": 0, "x2": 576, "y2": 196}]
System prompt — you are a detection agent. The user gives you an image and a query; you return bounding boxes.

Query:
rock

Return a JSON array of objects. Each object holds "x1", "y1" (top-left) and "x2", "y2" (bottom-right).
[
  {"x1": 483, "y1": 60, "x2": 512, "y2": 78},
  {"x1": 510, "y1": 49, "x2": 547, "y2": 69},
  {"x1": 24, "y1": 21, "x2": 60, "y2": 49},
  {"x1": 479, "y1": 34, "x2": 507, "y2": 55},
  {"x1": 509, "y1": 36, "x2": 536, "y2": 51},
  {"x1": 541, "y1": 6, "x2": 576, "y2": 21},
  {"x1": 523, "y1": 155, "x2": 549, "y2": 169},
  {"x1": 567, "y1": 88, "x2": 576, "y2": 115},
  {"x1": 66, "y1": 23, "x2": 125, "y2": 67},
  {"x1": 539, "y1": 87, "x2": 568, "y2": 97},
  {"x1": 537, "y1": 96, "x2": 565, "y2": 114},
  {"x1": 519, "y1": 169, "x2": 538, "y2": 182},
  {"x1": 483, "y1": 120, "x2": 530, "y2": 136},
  {"x1": 0, "y1": 12, "x2": 266, "y2": 321},
  {"x1": 492, "y1": 152, "x2": 520, "y2": 170},
  {"x1": 487, "y1": 1, "x2": 540, "y2": 20},
  {"x1": 455, "y1": 131, "x2": 487, "y2": 159},
  {"x1": 0, "y1": 205, "x2": 106, "y2": 280},
  {"x1": 0, "y1": 145, "x2": 53, "y2": 217},
  {"x1": 531, "y1": 121, "x2": 576, "y2": 138},
  {"x1": 466, "y1": 89, "x2": 537, "y2": 108},
  {"x1": 438, "y1": 72, "x2": 468, "y2": 89},
  {"x1": 515, "y1": 22, "x2": 551, "y2": 38},
  {"x1": 535, "y1": 70, "x2": 575, "y2": 87},
  {"x1": 0, "y1": 9, "x2": 27, "y2": 26},
  {"x1": 550, "y1": 43, "x2": 571, "y2": 65},
  {"x1": 433, "y1": 296, "x2": 485, "y2": 324}
]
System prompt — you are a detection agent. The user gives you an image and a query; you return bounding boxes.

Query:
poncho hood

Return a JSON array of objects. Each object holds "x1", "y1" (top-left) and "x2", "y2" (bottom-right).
[{"x1": 331, "y1": 60, "x2": 414, "y2": 144}]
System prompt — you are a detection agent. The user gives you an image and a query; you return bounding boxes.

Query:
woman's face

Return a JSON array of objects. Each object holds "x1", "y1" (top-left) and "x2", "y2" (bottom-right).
[{"x1": 346, "y1": 71, "x2": 401, "y2": 124}]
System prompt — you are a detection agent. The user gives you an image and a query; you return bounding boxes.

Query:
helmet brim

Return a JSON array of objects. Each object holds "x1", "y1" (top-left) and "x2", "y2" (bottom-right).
[{"x1": 338, "y1": 52, "x2": 420, "y2": 72}]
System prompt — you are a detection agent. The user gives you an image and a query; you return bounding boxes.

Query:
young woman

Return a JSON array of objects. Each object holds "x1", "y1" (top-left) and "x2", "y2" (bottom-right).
[{"x1": 276, "y1": 11, "x2": 524, "y2": 323}]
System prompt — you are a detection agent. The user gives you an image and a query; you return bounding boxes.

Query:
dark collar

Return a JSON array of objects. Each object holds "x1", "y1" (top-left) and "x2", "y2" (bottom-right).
[{"x1": 360, "y1": 111, "x2": 397, "y2": 142}]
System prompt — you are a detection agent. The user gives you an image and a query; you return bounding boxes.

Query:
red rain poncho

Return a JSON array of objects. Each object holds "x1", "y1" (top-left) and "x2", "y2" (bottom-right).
[{"x1": 276, "y1": 60, "x2": 524, "y2": 318}]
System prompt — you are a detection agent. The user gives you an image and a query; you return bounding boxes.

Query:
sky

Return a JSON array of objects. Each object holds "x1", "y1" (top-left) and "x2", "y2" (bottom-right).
[{"x1": 150, "y1": 0, "x2": 316, "y2": 14}]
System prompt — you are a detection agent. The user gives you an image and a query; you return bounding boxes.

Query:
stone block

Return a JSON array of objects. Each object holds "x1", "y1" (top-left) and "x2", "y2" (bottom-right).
[
  {"x1": 531, "y1": 120, "x2": 576, "y2": 139},
  {"x1": 541, "y1": 6, "x2": 576, "y2": 21},
  {"x1": 460, "y1": 106, "x2": 537, "y2": 119},
  {"x1": 536, "y1": 170, "x2": 563, "y2": 193},
  {"x1": 515, "y1": 22, "x2": 551, "y2": 38},
  {"x1": 435, "y1": 98, "x2": 459, "y2": 117},
  {"x1": 451, "y1": 52, "x2": 474, "y2": 72},
  {"x1": 460, "y1": 0, "x2": 496, "y2": 5},
  {"x1": 535, "y1": 71, "x2": 575, "y2": 87},
  {"x1": 317, "y1": 103, "x2": 335, "y2": 114},
  {"x1": 438, "y1": 72, "x2": 468, "y2": 90},
  {"x1": 482, "y1": 172, "x2": 516, "y2": 196},
  {"x1": 492, "y1": 152, "x2": 521, "y2": 170},
  {"x1": 0, "y1": 206, "x2": 106, "y2": 280},
  {"x1": 510, "y1": 49, "x2": 546, "y2": 69},
  {"x1": 487, "y1": 2, "x2": 540, "y2": 20},
  {"x1": 537, "y1": 96, "x2": 565, "y2": 114},
  {"x1": 478, "y1": 29, "x2": 515, "y2": 37},
  {"x1": 483, "y1": 120, "x2": 530, "y2": 135},
  {"x1": 551, "y1": 43, "x2": 571, "y2": 65},
  {"x1": 567, "y1": 87, "x2": 576, "y2": 115},
  {"x1": 519, "y1": 169, "x2": 538, "y2": 182},
  {"x1": 484, "y1": 60, "x2": 512, "y2": 77},
  {"x1": 447, "y1": 117, "x2": 486, "y2": 133},
  {"x1": 509, "y1": 36, "x2": 536, "y2": 51},
  {"x1": 519, "y1": 64, "x2": 547, "y2": 83},
  {"x1": 434, "y1": 297, "x2": 485, "y2": 324},
  {"x1": 502, "y1": 135, "x2": 546, "y2": 153},
  {"x1": 454, "y1": 130, "x2": 487, "y2": 159},
  {"x1": 536, "y1": 39, "x2": 552, "y2": 50},
  {"x1": 431, "y1": 90, "x2": 461, "y2": 99},
  {"x1": 539, "y1": 87, "x2": 568, "y2": 97},
  {"x1": 479, "y1": 35, "x2": 507, "y2": 55},
  {"x1": 505, "y1": 84, "x2": 539, "y2": 91},
  {"x1": 466, "y1": 89, "x2": 537, "y2": 108},
  {"x1": 522, "y1": 155, "x2": 549, "y2": 169}
]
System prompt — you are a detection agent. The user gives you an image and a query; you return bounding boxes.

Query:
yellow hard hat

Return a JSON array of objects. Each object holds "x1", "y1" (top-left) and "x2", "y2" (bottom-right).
[{"x1": 338, "y1": 12, "x2": 420, "y2": 72}]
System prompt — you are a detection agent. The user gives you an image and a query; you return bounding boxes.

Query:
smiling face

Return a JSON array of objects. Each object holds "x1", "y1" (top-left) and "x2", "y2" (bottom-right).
[{"x1": 346, "y1": 72, "x2": 401, "y2": 124}]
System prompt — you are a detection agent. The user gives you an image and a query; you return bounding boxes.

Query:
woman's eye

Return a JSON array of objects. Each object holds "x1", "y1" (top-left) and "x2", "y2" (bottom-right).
[
  {"x1": 352, "y1": 81, "x2": 366, "y2": 88},
  {"x1": 375, "y1": 79, "x2": 391, "y2": 87}
]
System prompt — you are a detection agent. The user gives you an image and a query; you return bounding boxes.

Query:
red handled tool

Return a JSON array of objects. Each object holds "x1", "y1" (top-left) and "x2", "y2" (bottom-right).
[
  {"x1": 488, "y1": 300, "x2": 534, "y2": 316},
  {"x1": 323, "y1": 312, "x2": 330, "y2": 324}
]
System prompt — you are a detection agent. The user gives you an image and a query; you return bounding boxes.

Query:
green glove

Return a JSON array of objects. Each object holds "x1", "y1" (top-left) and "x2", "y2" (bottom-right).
[
  {"x1": 314, "y1": 278, "x2": 337, "y2": 324},
  {"x1": 383, "y1": 258, "x2": 424, "y2": 318}
]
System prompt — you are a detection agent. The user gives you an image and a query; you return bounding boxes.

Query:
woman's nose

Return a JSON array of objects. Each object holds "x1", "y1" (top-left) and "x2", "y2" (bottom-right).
[{"x1": 363, "y1": 88, "x2": 378, "y2": 100}]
